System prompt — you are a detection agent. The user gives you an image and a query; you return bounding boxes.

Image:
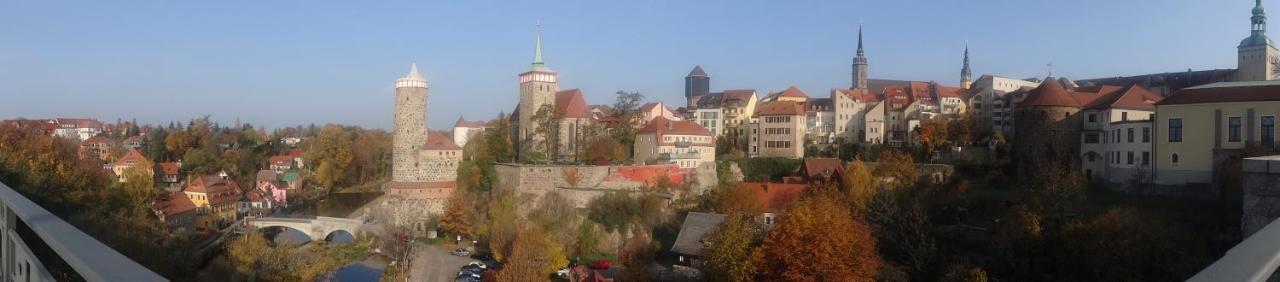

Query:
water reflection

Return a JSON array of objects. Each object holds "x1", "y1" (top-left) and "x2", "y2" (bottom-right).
[
  {"x1": 290, "y1": 192, "x2": 383, "y2": 218},
  {"x1": 330, "y1": 262, "x2": 383, "y2": 282},
  {"x1": 266, "y1": 227, "x2": 311, "y2": 245}
]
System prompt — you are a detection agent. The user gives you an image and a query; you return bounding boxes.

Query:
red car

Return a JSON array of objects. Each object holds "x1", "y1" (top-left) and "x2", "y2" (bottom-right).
[{"x1": 588, "y1": 259, "x2": 611, "y2": 270}]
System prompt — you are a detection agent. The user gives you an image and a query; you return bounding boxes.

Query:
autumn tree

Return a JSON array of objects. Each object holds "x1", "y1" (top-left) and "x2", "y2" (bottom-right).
[
  {"x1": 572, "y1": 222, "x2": 601, "y2": 258},
  {"x1": 487, "y1": 112, "x2": 516, "y2": 163},
  {"x1": 992, "y1": 206, "x2": 1046, "y2": 281},
  {"x1": 308, "y1": 125, "x2": 355, "y2": 190},
  {"x1": 528, "y1": 104, "x2": 561, "y2": 163},
  {"x1": 610, "y1": 90, "x2": 644, "y2": 152},
  {"x1": 701, "y1": 214, "x2": 758, "y2": 282},
  {"x1": 917, "y1": 116, "x2": 950, "y2": 157},
  {"x1": 164, "y1": 130, "x2": 190, "y2": 158},
  {"x1": 181, "y1": 148, "x2": 218, "y2": 175},
  {"x1": 755, "y1": 195, "x2": 880, "y2": 281},
  {"x1": 110, "y1": 166, "x2": 163, "y2": 217},
  {"x1": 710, "y1": 184, "x2": 763, "y2": 215},
  {"x1": 874, "y1": 149, "x2": 917, "y2": 190},
  {"x1": 487, "y1": 192, "x2": 519, "y2": 261},
  {"x1": 438, "y1": 191, "x2": 475, "y2": 240},
  {"x1": 842, "y1": 158, "x2": 876, "y2": 215},
  {"x1": 497, "y1": 224, "x2": 569, "y2": 281},
  {"x1": 947, "y1": 112, "x2": 977, "y2": 145},
  {"x1": 618, "y1": 234, "x2": 658, "y2": 281}
]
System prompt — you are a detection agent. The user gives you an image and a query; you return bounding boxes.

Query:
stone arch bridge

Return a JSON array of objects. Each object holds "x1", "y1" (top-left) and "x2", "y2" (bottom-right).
[{"x1": 248, "y1": 216, "x2": 380, "y2": 241}]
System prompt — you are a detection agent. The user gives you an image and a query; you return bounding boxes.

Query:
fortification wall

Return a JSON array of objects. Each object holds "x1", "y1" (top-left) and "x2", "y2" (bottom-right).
[{"x1": 494, "y1": 162, "x2": 717, "y2": 210}]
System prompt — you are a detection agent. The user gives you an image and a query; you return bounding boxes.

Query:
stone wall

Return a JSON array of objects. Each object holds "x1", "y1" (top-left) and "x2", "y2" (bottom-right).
[
  {"x1": 377, "y1": 197, "x2": 446, "y2": 235},
  {"x1": 392, "y1": 85, "x2": 428, "y2": 182},
  {"x1": 1242, "y1": 155, "x2": 1280, "y2": 237},
  {"x1": 494, "y1": 162, "x2": 717, "y2": 210}
]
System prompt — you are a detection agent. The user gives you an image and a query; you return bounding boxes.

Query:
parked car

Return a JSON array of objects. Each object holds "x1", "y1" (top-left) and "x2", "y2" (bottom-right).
[
  {"x1": 588, "y1": 259, "x2": 611, "y2": 270},
  {"x1": 454, "y1": 273, "x2": 481, "y2": 282},
  {"x1": 556, "y1": 267, "x2": 571, "y2": 277},
  {"x1": 470, "y1": 251, "x2": 493, "y2": 261},
  {"x1": 451, "y1": 248, "x2": 471, "y2": 257},
  {"x1": 458, "y1": 267, "x2": 483, "y2": 277},
  {"x1": 468, "y1": 261, "x2": 487, "y2": 269}
]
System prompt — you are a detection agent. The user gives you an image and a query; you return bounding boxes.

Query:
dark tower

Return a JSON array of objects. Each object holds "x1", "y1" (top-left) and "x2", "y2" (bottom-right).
[
  {"x1": 685, "y1": 65, "x2": 710, "y2": 108},
  {"x1": 852, "y1": 26, "x2": 869, "y2": 90}
]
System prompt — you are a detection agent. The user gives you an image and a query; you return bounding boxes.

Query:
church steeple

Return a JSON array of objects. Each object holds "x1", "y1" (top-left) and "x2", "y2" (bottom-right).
[
  {"x1": 960, "y1": 45, "x2": 973, "y2": 89},
  {"x1": 852, "y1": 26, "x2": 869, "y2": 90},
  {"x1": 1244, "y1": 0, "x2": 1274, "y2": 47},
  {"x1": 527, "y1": 23, "x2": 553, "y2": 73}
]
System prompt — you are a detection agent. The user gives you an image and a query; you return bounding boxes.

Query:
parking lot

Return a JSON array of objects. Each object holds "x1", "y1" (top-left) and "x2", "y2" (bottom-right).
[{"x1": 408, "y1": 244, "x2": 475, "y2": 282}]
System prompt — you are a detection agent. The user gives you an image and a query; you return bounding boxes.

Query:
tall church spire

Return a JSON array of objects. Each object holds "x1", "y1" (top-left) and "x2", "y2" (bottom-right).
[
  {"x1": 527, "y1": 22, "x2": 553, "y2": 72},
  {"x1": 852, "y1": 25, "x2": 869, "y2": 90},
  {"x1": 1255, "y1": 0, "x2": 1268, "y2": 35},
  {"x1": 960, "y1": 44, "x2": 973, "y2": 89}
]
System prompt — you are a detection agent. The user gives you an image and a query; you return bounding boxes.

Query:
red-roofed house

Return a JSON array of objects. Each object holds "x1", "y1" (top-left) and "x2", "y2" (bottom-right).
[
  {"x1": 554, "y1": 89, "x2": 596, "y2": 162},
  {"x1": 268, "y1": 155, "x2": 294, "y2": 171},
  {"x1": 748, "y1": 101, "x2": 806, "y2": 158},
  {"x1": 154, "y1": 192, "x2": 197, "y2": 231},
  {"x1": 156, "y1": 162, "x2": 182, "y2": 189},
  {"x1": 51, "y1": 118, "x2": 103, "y2": 141},
  {"x1": 123, "y1": 135, "x2": 146, "y2": 150},
  {"x1": 184, "y1": 174, "x2": 242, "y2": 231},
  {"x1": 741, "y1": 182, "x2": 806, "y2": 226},
  {"x1": 796, "y1": 158, "x2": 846, "y2": 185},
  {"x1": 1151, "y1": 81, "x2": 1280, "y2": 188},
  {"x1": 634, "y1": 117, "x2": 715, "y2": 169},
  {"x1": 111, "y1": 148, "x2": 153, "y2": 183},
  {"x1": 1079, "y1": 85, "x2": 1163, "y2": 186}
]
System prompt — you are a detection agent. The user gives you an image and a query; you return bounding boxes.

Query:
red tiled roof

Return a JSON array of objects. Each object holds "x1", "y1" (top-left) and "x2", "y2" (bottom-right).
[
  {"x1": 82, "y1": 135, "x2": 111, "y2": 145},
  {"x1": 123, "y1": 135, "x2": 145, "y2": 144},
  {"x1": 113, "y1": 148, "x2": 151, "y2": 167},
  {"x1": 741, "y1": 182, "x2": 806, "y2": 212},
  {"x1": 185, "y1": 175, "x2": 242, "y2": 205},
  {"x1": 288, "y1": 149, "x2": 304, "y2": 159},
  {"x1": 556, "y1": 89, "x2": 591, "y2": 119},
  {"x1": 800, "y1": 158, "x2": 844, "y2": 182},
  {"x1": 936, "y1": 85, "x2": 962, "y2": 98},
  {"x1": 156, "y1": 192, "x2": 196, "y2": 217},
  {"x1": 885, "y1": 86, "x2": 911, "y2": 110},
  {"x1": 1020, "y1": 78, "x2": 1080, "y2": 107},
  {"x1": 423, "y1": 132, "x2": 462, "y2": 150},
  {"x1": 158, "y1": 162, "x2": 180, "y2": 175},
  {"x1": 1082, "y1": 85, "x2": 1162, "y2": 110},
  {"x1": 269, "y1": 155, "x2": 293, "y2": 166},
  {"x1": 771, "y1": 86, "x2": 809, "y2": 100},
  {"x1": 638, "y1": 102, "x2": 660, "y2": 112},
  {"x1": 1157, "y1": 82, "x2": 1280, "y2": 105},
  {"x1": 755, "y1": 101, "x2": 805, "y2": 116}
]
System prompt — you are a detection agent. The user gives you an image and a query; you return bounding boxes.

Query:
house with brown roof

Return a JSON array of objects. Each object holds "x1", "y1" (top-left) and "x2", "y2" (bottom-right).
[
  {"x1": 1153, "y1": 81, "x2": 1280, "y2": 192},
  {"x1": 184, "y1": 174, "x2": 242, "y2": 231},
  {"x1": 747, "y1": 101, "x2": 806, "y2": 158},
  {"x1": 111, "y1": 148, "x2": 153, "y2": 183},
  {"x1": 741, "y1": 182, "x2": 806, "y2": 226},
  {"x1": 795, "y1": 158, "x2": 846, "y2": 185},
  {"x1": 554, "y1": 89, "x2": 595, "y2": 163},
  {"x1": 154, "y1": 192, "x2": 197, "y2": 231},
  {"x1": 156, "y1": 162, "x2": 182, "y2": 189},
  {"x1": 123, "y1": 135, "x2": 146, "y2": 150},
  {"x1": 51, "y1": 118, "x2": 103, "y2": 141},
  {"x1": 638, "y1": 101, "x2": 681, "y2": 125},
  {"x1": 79, "y1": 135, "x2": 112, "y2": 161},
  {"x1": 1078, "y1": 85, "x2": 1163, "y2": 187},
  {"x1": 634, "y1": 117, "x2": 715, "y2": 169}
]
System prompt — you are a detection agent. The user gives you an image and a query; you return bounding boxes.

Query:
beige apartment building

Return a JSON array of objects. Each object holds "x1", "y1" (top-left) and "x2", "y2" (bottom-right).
[
  {"x1": 748, "y1": 101, "x2": 806, "y2": 158},
  {"x1": 633, "y1": 117, "x2": 716, "y2": 169},
  {"x1": 1154, "y1": 81, "x2": 1280, "y2": 192}
]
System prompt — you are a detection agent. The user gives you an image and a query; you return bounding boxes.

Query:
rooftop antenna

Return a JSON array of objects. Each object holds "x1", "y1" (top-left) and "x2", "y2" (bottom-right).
[{"x1": 1047, "y1": 62, "x2": 1054, "y2": 77}]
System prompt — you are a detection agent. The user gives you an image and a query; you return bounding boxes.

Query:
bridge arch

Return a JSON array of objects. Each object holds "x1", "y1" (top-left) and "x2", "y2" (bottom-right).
[{"x1": 324, "y1": 229, "x2": 355, "y2": 243}]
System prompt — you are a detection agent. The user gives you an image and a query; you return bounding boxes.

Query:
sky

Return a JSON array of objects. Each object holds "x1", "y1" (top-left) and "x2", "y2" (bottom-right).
[{"x1": 0, "y1": 0, "x2": 1265, "y2": 130}]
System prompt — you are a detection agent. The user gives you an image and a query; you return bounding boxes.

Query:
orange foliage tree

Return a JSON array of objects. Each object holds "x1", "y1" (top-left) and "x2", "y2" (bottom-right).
[{"x1": 755, "y1": 195, "x2": 880, "y2": 280}]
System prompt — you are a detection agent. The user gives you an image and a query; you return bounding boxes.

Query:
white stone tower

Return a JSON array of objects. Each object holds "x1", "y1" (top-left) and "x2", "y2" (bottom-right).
[
  {"x1": 517, "y1": 27, "x2": 559, "y2": 148},
  {"x1": 393, "y1": 63, "x2": 429, "y2": 182},
  {"x1": 1239, "y1": 0, "x2": 1278, "y2": 81},
  {"x1": 852, "y1": 26, "x2": 869, "y2": 90}
]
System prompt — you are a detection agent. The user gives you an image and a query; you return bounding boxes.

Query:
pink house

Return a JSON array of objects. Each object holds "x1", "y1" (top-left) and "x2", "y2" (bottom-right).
[{"x1": 638, "y1": 102, "x2": 682, "y2": 125}]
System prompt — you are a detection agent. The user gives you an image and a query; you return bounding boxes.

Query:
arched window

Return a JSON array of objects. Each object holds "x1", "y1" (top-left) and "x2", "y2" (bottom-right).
[{"x1": 1172, "y1": 153, "x2": 1180, "y2": 164}]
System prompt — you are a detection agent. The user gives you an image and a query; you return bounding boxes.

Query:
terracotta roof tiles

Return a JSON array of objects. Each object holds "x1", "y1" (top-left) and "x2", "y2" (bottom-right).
[
  {"x1": 555, "y1": 89, "x2": 591, "y2": 119},
  {"x1": 755, "y1": 101, "x2": 805, "y2": 116}
]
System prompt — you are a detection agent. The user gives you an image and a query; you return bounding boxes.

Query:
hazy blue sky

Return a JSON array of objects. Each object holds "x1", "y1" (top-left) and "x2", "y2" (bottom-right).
[{"x1": 0, "y1": 0, "x2": 1265, "y2": 130}]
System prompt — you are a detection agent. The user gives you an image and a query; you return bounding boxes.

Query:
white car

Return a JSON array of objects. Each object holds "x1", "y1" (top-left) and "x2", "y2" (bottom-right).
[
  {"x1": 556, "y1": 267, "x2": 571, "y2": 277},
  {"x1": 468, "y1": 261, "x2": 487, "y2": 269}
]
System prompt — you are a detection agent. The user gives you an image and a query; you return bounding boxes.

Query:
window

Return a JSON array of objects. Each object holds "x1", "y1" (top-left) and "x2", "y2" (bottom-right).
[
  {"x1": 1142, "y1": 151, "x2": 1150, "y2": 166},
  {"x1": 1172, "y1": 153, "x2": 1180, "y2": 164},
  {"x1": 1143, "y1": 127, "x2": 1150, "y2": 143},
  {"x1": 1085, "y1": 133, "x2": 1100, "y2": 144},
  {"x1": 1088, "y1": 154, "x2": 1095, "y2": 162},
  {"x1": 1229, "y1": 117, "x2": 1243, "y2": 142},
  {"x1": 1264, "y1": 116, "x2": 1276, "y2": 145},
  {"x1": 1121, "y1": 112, "x2": 1128, "y2": 121},
  {"x1": 1169, "y1": 118, "x2": 1183, "y2": 142},
  {"x1": 1088, "y1": 114, "x2": 1097, "y2": 122},
  {"x1": 1127, "y1": 128, "x2": 1134, "y2": 143},
  {"x1": 1127, "y1": 151, "x2": 1134, "y2": 165}
]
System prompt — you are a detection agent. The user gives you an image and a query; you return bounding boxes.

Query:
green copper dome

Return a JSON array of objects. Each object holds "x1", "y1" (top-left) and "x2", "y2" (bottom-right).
[{"x1": 1241, "y1": 34, "x2": 1274, "y2": 48}]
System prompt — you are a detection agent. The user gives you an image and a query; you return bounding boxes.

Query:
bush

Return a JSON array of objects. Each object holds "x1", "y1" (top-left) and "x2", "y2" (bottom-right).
[{"x1": 737, "y1": 157, "x2": 802, "y2": 182}]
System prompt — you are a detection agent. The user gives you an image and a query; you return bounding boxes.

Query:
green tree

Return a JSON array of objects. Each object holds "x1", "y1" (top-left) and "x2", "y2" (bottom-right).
[
  {"x1": 307, "y1": 125, "x2": 355, "y2": 189},
  {"x1": 610, "y1": 90, "x2": 644, "y2": 152},
  {"x1": 701, "y1": 214, "x2": 758, "y2": 282},
  {"x1": 181, "y1": 148, "x2": 218, "y2": 175},
  {"x1": 529, "y1": 104, "x2": 561, "y2": 163}
]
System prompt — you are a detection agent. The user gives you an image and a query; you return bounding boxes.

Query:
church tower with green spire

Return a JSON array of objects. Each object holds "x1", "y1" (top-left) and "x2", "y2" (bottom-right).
[
  {"x1": 852, "y1": 26, "x2": 869, "y2": 90},
  {"x1": 1239, "y1": 0, "x2": 1278, "y2": 81},
  {"x1": 517, "y1": 25, "x2": 560, "y2": 149}
]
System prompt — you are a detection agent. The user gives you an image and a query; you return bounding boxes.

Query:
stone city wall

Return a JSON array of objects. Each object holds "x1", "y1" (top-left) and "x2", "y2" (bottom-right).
[
  {"x1": 494, "y1": 162, "x2": 717, "y2": 210},
  {"x1": 1242, "y1": 156, "x2": 1280, "y2": 237}
]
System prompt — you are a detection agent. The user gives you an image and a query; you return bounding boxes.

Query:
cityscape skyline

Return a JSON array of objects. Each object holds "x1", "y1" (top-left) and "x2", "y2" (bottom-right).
[{"x1": 0, "y1": 0, "x2": 1265, "y2": 130}]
